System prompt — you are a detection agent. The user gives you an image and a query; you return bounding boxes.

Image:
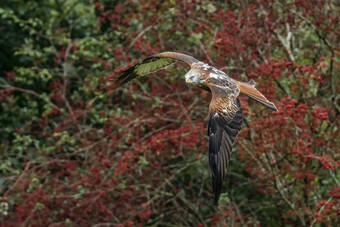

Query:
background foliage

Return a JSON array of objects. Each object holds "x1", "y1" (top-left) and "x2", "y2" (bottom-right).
[{"x1": 0, "y1": 0, "x2": 339, "y2": 226}]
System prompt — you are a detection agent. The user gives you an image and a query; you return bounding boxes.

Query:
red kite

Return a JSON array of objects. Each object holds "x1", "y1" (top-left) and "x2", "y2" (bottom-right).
[{"x1": 116, "y1": 52, "x2": 277, "y2": 203}]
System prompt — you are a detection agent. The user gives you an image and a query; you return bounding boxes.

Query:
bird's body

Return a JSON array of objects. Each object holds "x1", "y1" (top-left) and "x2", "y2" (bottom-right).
[{"x1": 116, "y1": 52, "x2": 277, "y2": 203}]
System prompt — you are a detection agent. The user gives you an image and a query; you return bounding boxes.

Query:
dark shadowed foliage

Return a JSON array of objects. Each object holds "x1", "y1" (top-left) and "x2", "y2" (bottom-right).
[{"x1": 0, "y1": 0, "x2": 339, "y2": 226}]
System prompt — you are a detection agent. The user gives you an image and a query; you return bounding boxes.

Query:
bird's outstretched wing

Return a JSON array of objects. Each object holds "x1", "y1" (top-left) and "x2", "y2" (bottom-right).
[
  {"x1": 116, "y1": 52, "x2": 199, "y2": 85},
  {"x1": 208, "y1": 85, "x2": 243, "y2": 204}
]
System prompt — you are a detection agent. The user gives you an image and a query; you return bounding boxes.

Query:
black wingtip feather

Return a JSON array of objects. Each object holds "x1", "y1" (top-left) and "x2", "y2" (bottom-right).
[
  {"x1": 114, "y1": 56, "x2": 155, "y2": 85},
  {"x1": 116, "y1": 65, "x2": 139, "y2": 85},
  {"x1": 208, "y1": 100, "x2": 243, "y2": 204},
  {"x1": 114, "y1": 55, "x2": 178, "y2": 86}
]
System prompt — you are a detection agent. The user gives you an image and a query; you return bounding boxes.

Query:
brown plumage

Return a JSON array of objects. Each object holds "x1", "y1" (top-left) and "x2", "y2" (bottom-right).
[{"x1": 116, "y1": 52, "x2": 277, "y2": 203}]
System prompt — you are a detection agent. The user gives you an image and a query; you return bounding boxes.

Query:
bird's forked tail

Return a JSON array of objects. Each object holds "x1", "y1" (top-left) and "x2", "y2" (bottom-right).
[{"x1": 234, "y1": 79, "x2": 277, "y2": 111}]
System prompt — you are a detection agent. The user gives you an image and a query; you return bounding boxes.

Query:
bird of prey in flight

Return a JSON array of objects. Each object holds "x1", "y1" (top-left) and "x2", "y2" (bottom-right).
[{"x1": 116, "y1": 52, "x2": 277, "y2": 203}]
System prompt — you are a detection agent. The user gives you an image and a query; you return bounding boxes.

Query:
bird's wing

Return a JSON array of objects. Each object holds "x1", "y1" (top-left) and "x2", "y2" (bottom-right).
[
  {"x1": 116, "y1": 52, "x2": 199, "y2": 85},
  {"x1": 208, "y1": 85, "x2": 243, "y2": 204}
]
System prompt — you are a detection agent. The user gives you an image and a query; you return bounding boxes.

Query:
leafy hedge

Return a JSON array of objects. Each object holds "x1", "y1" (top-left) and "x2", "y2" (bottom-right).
[{"x1": 0, "y1": 0, "x2": 339, "y2": 226}]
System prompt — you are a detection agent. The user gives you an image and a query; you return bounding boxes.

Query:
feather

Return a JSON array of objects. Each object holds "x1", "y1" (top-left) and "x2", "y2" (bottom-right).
[
  {"x1": 234, "y1": 80, "x2": 277, "y2": 111},
  {"x1": 116, "y1": 52, "x2": 199, "y2": 85},
  {"x1": 208, "y1": 97, "x2": 242, "y2": 204}
]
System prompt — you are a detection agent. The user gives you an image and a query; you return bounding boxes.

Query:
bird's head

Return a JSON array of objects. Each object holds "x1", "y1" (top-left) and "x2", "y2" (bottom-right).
[{"x1": 185, "y1": 69, "x2": 205, "y2": 86}]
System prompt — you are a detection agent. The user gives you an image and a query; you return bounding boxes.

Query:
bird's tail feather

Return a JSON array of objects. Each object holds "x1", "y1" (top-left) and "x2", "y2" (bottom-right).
[{"x1": 235, "y1": 80, "x2": 277, "y2": 111}]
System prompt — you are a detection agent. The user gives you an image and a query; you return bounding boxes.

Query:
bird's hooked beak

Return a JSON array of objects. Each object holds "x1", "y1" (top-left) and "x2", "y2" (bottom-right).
[{"x1": 185, "y1": 78, "x2": 192, "y2": 84}]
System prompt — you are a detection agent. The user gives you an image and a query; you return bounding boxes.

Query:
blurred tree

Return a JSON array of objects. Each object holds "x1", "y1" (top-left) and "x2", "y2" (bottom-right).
[{"x1": 0, "y1": 0, "x2": 339, "y2": 226}]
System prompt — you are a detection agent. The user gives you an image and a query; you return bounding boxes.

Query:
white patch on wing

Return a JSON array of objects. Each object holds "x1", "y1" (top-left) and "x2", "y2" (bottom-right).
[
  {"x1": 213, "y1": 84, "x2": 232, "y2": 91},
  {"x1": 209, "y1": 71, "x2": 228, "y2": 80},
  {"x1": 209, "y1": 72, "x2": 219, "y2": 79},
  {"x1": 195, "y1": 62, "x2": 211, "y2": 71}
]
